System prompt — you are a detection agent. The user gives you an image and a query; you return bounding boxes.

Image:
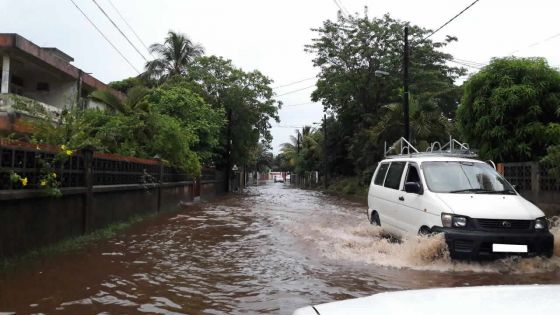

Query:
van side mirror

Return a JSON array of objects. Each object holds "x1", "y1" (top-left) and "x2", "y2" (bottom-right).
[{"x1": 404, "y1": 182, "x2": 422, "y2": 194}]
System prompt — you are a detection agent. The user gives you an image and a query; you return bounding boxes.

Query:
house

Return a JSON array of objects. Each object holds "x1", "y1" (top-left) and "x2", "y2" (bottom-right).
[{"x1": 0, "y1": 33, "x2": 125, "y2": 135}]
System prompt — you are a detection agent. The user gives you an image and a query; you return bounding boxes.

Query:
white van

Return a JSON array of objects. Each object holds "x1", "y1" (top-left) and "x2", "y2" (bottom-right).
[{"x1": 367, "y1": 138, "x2": 554, "y2": 259}]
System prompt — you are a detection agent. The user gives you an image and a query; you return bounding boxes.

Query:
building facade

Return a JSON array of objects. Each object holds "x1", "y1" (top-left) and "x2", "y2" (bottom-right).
[{"x1": 0, "y1": 33, "x2": 124, "y2": 135}]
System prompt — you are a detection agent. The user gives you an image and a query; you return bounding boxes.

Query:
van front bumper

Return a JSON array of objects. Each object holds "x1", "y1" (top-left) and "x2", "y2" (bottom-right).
[{"x1": 431, "y1": 227, "x2": 554, "y2": 260}]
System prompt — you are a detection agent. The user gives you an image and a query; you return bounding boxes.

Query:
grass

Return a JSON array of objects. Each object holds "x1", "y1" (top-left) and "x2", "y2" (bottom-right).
[
  {"x1": 324, "y1": 176, "x2": 369, "y2": 199},
  {"x1": 0, "y1": 212, "x2": 156, "y2": 274}
]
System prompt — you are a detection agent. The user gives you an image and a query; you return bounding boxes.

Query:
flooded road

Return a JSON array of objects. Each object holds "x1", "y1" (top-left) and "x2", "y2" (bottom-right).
[{"x1": 1, "y1": 182, "x2": 560, "y2": 314}]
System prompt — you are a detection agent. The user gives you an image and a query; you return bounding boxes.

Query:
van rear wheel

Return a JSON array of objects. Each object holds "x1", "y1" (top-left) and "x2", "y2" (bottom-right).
[{"x1": 370, "y1": 211, "x2": 381, "y2": 226}]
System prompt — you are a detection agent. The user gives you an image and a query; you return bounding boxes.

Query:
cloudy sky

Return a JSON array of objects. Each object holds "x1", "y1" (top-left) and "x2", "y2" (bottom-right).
[{"x1": 2, "y1": 0, "x2": 560, "y2": 153}]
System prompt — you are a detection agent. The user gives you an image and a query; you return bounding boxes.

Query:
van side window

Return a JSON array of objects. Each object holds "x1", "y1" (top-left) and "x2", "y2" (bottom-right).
[
  {"x1": 374, "y1": 163, "x2": 389, "y2": 185},
  {"x1": 405, "y1": 164, "x2": 420, "y2": 183},
  {"x1": 384, "y1": 162, "x2": 406, "y2": 190}
]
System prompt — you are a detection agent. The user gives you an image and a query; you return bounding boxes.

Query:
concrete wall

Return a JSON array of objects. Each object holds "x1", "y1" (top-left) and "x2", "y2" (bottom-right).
[{"x1": 0, "y1": 180, "x2": 220, "y2": 259}]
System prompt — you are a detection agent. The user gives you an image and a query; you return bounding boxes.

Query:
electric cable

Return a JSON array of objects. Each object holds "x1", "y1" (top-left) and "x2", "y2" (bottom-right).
[
  {"x1": 68, "y1": 0, "x2": 140, "y2": 73},
  {"x1": 91, "y1": 0, "x2": 148, "y2": 61}
]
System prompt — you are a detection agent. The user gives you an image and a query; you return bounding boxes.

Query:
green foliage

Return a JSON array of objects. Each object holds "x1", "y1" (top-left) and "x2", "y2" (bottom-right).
[
  {"x1": 325, "y1": 177, "x2": 368, "y2": 198},
  {"x1": 108, "y1": 76, "x2": 144, "y2": 93},
  {"x1": 280, "y1": 126, "x2": 323, "y2": 175},
  {"x1": 147, "y1": 77, "x2": 225, "y2": 162},
  {"x1": 144, "y1": 31, "x2": 204, "y2": 82},
  {"x1": 542, "y1": 145, "x2": 560, "y2": 178},
  {"x1": 458, "y1": 57, "x2": 560, "y2": 162},
  {"x1": 144, "y1": 112, "x2": 200, "y2": 175},
  {"x1": 187, "y1": 55, "x2": 280, "y2": 169},
  {"x1": 306, "y1": 11, "x2": 464, "y2": 177}
]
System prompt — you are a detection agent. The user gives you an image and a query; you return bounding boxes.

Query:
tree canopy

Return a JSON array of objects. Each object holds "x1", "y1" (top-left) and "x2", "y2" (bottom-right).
[
  {"x1": 144, "y1": 31, "x2": 204, "y2": 83},
  {"x1": 305, "y1": 11, "x2": 464, "y2": 178},
  {"x1": 458, "y1": 57, "x2": 560, "y2": 162}
]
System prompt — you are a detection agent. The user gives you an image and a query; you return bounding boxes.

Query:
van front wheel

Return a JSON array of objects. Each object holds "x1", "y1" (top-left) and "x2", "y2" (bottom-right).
[
  {"x1": 418, "y1": 226, "x2": 432, "y2": 236},
  {"x1": 370, "y1": 211, "x2": 381, "y2": 226}
]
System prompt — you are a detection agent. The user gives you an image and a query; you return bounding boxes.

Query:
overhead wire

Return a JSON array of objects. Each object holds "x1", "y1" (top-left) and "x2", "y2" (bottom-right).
[
  {"x1": 509, "y1": 31, "x2": 560, "y2": 55},
  {"x1": 106, "y1": 0, "x2": 153, "y2": 56},
  {"x1": 91, "y1": 0, "x2": 148, "y2": 61},
  {"x1": 272, "y1": 77, "x2": 316, "y2": 89},
  {"x1": 68, "y1": 0, "x2": 140, "y2": 73},
  {"x1": 331, "y1": 0, "x2": 349, "y2": 16},
  {"x1": 422, "y1": 0, "x2": 481, "y2": 41},
  {"x1": 276, "y1": 85, "x2": 316, "y2": 97}
]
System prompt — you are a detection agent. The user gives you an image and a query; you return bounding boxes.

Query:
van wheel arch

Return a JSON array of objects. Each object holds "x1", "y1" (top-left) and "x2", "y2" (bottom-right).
[{"x1": 418, "y1": 226, "x2": 432, "y2": 236}]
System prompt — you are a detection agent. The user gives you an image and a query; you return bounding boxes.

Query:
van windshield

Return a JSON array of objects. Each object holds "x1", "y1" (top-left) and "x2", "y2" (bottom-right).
[{"x1": 422, "y1": 161, "x2": 516, "y2": 194}]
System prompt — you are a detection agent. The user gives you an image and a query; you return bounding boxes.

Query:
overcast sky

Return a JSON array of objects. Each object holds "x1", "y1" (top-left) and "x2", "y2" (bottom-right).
[{"x1": 2, "y1": 0, "x2": 560, "y2": 153}]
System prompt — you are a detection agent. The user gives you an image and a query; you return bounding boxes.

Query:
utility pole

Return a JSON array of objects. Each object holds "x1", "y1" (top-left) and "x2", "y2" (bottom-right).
[
  {"x1": 323, "y1": 113, "x2": 328, "y2": 189},
  {"x1": 403, "y1": 26, "x2": 410, "y2": 142},
  {"x1": 296, "y1": 132, "x2": 300, "y2": 186},
  {"x1": 225, "y1": 109, "x2": 232, "y2": 192}
]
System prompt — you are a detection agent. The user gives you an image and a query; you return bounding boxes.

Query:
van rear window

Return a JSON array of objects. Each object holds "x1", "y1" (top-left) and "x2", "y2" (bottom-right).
[
  {"x1": 374, "y1": 163, "x2": 389, "y2": 185},
  {"x1": 384, "y1": 162, "x2": 406, "y2": 190}
]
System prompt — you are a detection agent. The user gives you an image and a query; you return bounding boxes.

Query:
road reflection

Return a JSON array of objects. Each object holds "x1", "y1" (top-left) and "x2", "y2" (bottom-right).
[{"x1": 1, "y1": 182, "x2": 559, "y2": 314}]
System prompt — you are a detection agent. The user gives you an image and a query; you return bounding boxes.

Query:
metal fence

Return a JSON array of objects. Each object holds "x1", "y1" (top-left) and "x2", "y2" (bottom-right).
[
  {"x1": 0, "y1": 139, "x2": 199, "y2": 190},
  {"x1": 502, "y1": 162, "x2": 560, "y2": 192}
]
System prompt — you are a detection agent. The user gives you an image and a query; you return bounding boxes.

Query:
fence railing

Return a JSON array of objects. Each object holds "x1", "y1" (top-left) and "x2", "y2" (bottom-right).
[
  {"x1": 500, "y1": 162, "x2": 560, "y2": 213},
  {"x1": 500, "y1": 162, "x2": 560, "y2": 192},
  {"x1": 0, "y1": 139, "x2": 212, "y2": 191}
]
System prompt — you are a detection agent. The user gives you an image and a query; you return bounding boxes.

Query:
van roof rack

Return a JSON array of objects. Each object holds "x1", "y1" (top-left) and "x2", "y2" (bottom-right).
[{"x1": 384, "y1": 136, "x2": 478, "y2": 159}]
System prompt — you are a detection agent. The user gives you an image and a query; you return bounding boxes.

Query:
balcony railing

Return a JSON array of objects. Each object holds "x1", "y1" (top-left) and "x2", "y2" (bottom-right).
[{"x1": 0, "y1": 93, "x2": 62, "y2": 117}]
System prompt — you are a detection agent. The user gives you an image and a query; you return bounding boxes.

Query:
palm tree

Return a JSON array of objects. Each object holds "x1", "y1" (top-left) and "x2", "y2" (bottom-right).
[
  {"x1": 89, "y1": 86, "x2": 149, "y2": 114},
  {"x1": 144, "y1": 31, "x2": 204, "y2": 82}
]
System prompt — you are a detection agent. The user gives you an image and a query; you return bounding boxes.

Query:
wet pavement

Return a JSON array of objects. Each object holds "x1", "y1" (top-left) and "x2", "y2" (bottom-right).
[{"x1": 1, "y1": 182, "x2": 560, "y2": 314}]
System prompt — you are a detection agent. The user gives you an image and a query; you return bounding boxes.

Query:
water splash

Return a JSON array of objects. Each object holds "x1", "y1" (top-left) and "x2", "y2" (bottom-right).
[{"x1": 290, "y1": 213, "x2": 560, "y2": 273}]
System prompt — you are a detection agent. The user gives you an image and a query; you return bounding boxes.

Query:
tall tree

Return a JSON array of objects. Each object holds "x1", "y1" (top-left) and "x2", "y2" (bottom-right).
[
  {"x1": 306, "y1": 11, "x2": 464, "y2": 176},
  {"x1": 186, "y1": 56, "x2": 280, "y2": 177},
  {"x1": 458, "y1": 57, "x2": 560, "y2": 162},
  {"x1": 144, "y1": 31, "x2": 204, "y2": 82}
]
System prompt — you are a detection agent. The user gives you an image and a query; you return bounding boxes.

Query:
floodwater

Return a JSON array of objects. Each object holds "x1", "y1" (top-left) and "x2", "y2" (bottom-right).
[{"x1": 1, "y1": 183, "x2": 560, "y2": 314}]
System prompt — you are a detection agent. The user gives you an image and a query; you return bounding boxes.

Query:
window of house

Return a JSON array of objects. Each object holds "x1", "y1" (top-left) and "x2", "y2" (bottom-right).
[
  {"x1": 36, "y1": 82, "x2": 50, "y2": 91},
  {"x1": 384, "y1": 162, "x2": 406, "y2": 190}
]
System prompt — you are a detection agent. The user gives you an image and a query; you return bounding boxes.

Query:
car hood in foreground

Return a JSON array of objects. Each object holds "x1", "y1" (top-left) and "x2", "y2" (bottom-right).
[{"x1": 293, "y1": 285, "x2": 560, "y2": 315}]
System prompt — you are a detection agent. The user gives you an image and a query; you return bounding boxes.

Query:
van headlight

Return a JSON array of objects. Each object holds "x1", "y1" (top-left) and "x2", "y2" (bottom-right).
[
  {"x1": 534, "y1": 217, "x2": 548, "y2": 230},
  {"x1": 441, "y1": 213, "x2": 468, "y2": 228}
]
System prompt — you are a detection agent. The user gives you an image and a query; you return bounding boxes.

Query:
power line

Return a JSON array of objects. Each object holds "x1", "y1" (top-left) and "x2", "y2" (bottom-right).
[
  {"x1": 106, "y1": 0, "x2": 153, "y2": 56},
  {"x1": 272, "y1": 77, "x2": 316, "y2": 89},
  {"x1": 423, "y1": 0, "x2": 481, "y2": 41},
  {"x1": 283, "y1": 102, "x2": 316, "y2": 107},
  {"x1": 91, "y1": 0, "x2": 148, "y2": 61},
  {"x1": 273, "y1": 125, "x2": 305, "y2": 129},
  {"x1": 332, "y1": 0, "x2": 349, "y2": 16},
  {"x1": 450, "y1": 59, "x2": 483, "y2": 69},
  {"x1": 276, "y1": 85, "x2": 316, "y2": 97},
  {"x1": 509, "y1": 31, "x2": 560, "y2": 55},
  {"x1": 453, "y1": 58, "x2": 486, "y2": 67},
  {"x1": 68, "y1": 0, "x2": 140, "y2": 73}
]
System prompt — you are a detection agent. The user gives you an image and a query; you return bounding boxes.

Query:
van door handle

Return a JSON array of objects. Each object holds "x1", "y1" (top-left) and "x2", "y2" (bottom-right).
[{"x1": 398, "y1": 196, "x2": 404, "y2": 201}]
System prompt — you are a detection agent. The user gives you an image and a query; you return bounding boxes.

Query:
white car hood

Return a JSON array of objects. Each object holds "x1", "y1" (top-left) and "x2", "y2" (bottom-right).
[
  {"x1": 293, "y1": 285, "x2": 560, "y2": 315},
  {"x1": 434, "y1": 193, "x2": 544, "y2": 219}
]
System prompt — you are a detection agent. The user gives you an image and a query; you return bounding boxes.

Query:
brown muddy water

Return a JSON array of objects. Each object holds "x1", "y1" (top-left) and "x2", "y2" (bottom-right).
[{"x1": 1, "y1": 183, "x2": 560, "y2": 314}]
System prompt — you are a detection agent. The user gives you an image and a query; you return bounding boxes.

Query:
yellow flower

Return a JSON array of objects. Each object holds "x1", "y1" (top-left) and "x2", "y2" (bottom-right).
[
  {"x1": 65, "y1": 149, "x2": 73, "y2": 156},
  {"x1": 40, "y1": 180, "x2": 47, "y2": 187},
  {"x1": 60, "y1": 144, "x2": 67, "y2": 150},
  {"x1": 20, "y1": 177, "x2": 28, "y2": 187},
  {"x1": 52, "y1": 172, "x2": 57, "y2": 178}
]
